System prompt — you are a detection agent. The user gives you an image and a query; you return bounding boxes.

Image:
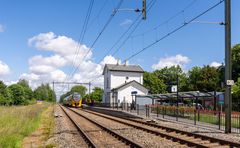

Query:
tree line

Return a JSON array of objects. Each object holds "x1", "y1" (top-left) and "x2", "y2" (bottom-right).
[
  {"x1": 0, "y1": 79, "x2": 56, "y2": 105},
  {"x1": 59, "y1": 85, "x2": 103, "y2": 103},
  {"x1": 143, "y1": 44, "x2": 240, "y2": 110}
]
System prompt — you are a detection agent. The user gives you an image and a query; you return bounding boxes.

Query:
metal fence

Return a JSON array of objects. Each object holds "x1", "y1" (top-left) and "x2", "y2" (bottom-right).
[
  {"x1": 88, "y1": 102, "x2": 240, "y2": 133},
  {"x1": 148, "y1": 104, "x2": 240, "y2": 133}
]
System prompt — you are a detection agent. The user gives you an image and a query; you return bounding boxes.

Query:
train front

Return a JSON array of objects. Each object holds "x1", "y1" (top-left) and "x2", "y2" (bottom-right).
[{"x1": 72, "y1": 93, "x2": 82, "y2": 107}]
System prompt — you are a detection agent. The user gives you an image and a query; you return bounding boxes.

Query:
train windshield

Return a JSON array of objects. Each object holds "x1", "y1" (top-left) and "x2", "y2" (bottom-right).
[{"x1": 73, "y1": 94, "x2": 81, "y2": 101}]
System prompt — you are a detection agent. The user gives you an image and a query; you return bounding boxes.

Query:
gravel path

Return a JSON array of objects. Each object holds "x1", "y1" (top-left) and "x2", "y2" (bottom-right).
[
  {"x1": 72, "y1": 108, "x2": 188, "y2": 148},
  {"x1": 45, "y1": 105, "x2": 88, "y2": 148}
]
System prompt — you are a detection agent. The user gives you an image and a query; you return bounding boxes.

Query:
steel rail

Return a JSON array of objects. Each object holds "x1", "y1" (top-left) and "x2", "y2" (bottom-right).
[
  {"x1": 68, "y1": 107, "x2": 143, "y2": 148},
  {"x1": 59, "y1": 105, "x2": 97, "y2": 148},
  {"x1": 83, "y1": 108, "x2": 240, "y2": 148}
]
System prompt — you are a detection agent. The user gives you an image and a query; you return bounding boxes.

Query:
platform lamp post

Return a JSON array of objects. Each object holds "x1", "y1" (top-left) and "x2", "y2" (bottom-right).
[
  {"x1": 176, "y1": 71, "x2": 179, "y2": 121},
  {"x1": 170, "y1": 67, "x2": 180, "y2": 121}
]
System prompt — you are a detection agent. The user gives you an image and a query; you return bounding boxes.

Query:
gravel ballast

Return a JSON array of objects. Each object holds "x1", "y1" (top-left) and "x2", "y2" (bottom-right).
[{"x1": 45, "y1": 105, "x2": 88, "y2": 148}]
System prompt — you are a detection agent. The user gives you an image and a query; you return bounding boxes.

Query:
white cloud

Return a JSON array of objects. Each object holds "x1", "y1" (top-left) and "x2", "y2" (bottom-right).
[
  {"x1": 0, "y1": 60, "x2": 10, "y2": 75},
  {"x1": 28, "y1": 32, "x2": 92, "y2": 60},
  {"x1": 100, "y1": 55, "x2": 119, "y2": 66},
  {"x1": 20, "y1": 73, "x2": 40, "y2": 81},
  {"x1": 0, "y1": 24, "x2": 4, "y2": 32},
  {"x1": 29, "y1": 55, "x2": 67, "y2": 68},
  {"x1": 29, "y1": 65, "x2": 56, "y2": 74},
  {"x1": 120, "y1": 19, "x2": 133, "y2": 27},
  {"x1": 210, "y1": 61, "x2": 222, "y2": 68},
  {"x1": 50, "y1": 70, "x2": 67, "y2": 82},
  {"x1": 24, "y1": 32, "x2": 120, "y2": 99},
  {"x1": 152, "y1": 54, "x2": 190, "y2": 70}
]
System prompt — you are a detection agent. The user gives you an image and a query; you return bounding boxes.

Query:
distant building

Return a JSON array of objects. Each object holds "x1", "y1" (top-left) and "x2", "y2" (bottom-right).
[{"x1": 102, "y1": 63, "x2": 148, "y2": 105}]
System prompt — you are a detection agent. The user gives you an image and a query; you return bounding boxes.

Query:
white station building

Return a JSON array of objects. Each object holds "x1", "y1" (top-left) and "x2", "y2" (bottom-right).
[{"x1": 102, "y1": 63, "x2": 148, "y2": 105}]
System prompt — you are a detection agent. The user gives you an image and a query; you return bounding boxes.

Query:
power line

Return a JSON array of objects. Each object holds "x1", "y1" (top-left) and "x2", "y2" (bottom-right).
[
  {"x1": 131, "y1": 0, "x2": 197, "y2": 38},
  {"x1": 69, "y1": 0, "x2": 124, "y2": 79},
  {"x1": 89, "y1": 0, "x2": 224, "y2": 84},
  {"x1": 99, "y1": 0, "x2": 156, "y2": 61},
  {"x1": 61, "y1": 0, "x2": 95, "y2": 94},
  {"x1": 95, "y1": 0, "x2": 156, "y2": 64},
  {"x1": 112, "y1": 0, "x2": 156, "y2": 57},
  {"x1": 89, "y1": 0, "x2": 156, "y2": 83},
  {"x1": 126, "y1": 0, "x2": 224, "y2": 61},
  {"x1": 61, "y1": 0, "x2": 124, "y2": 93},
  {"x1": 88, "y1": 0, "x2": 108, "y2": 29},
  {"x1": 71, "y1": 0, "x2": 95, "y2": 69}
]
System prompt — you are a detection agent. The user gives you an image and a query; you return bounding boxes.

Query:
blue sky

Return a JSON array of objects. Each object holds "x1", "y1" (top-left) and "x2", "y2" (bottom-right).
[{"x1": 0, "y1": 0, "x2": 239, "y2": 94}]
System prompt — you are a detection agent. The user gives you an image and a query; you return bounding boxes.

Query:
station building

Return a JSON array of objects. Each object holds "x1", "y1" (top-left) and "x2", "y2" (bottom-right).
[{"x1": 102, "y1": 63, "x2": 148, "y2": 106}]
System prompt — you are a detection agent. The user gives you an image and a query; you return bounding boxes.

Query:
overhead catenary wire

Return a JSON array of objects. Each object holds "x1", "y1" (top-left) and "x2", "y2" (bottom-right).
[
  {"x1": 89, "y1": 0, "x2": 224, "y2": 84},
  {"x1": 88, "y1": 0, "x2": 156, "y2": 84},
  {"x1": 69, "y1": 0, "x2": 124, "y2": 79},
  {"x1": 60, "y1": 0, "x2": 124, "y2": 94},
  {"x1": 126, "y1": 0, "x2": 224, "y2": 61},
  {"x1": 58, "y1": 0, "x2": 95, "y2": 94},
  {"x1": 107, "y1": 0, "x2": 156, "y2": 57},
  {"x1": 71, "y1": 0, "x2": 95, "y2": 69},
  {"x1": 88, "y1": 0, "x2": 108, "y2": 29},
  {"x1": 94, "y1": 0, "x2": 156, "y2": 65},
  {"x1": 131, "y1": 0, "x2": 198, "y2": 38}
]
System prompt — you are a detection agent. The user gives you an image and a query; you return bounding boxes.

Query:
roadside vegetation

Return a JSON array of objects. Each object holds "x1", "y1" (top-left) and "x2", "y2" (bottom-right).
[
  {"x1": 0, "y1": 79, "x2": 56, "y2": 105},
  {"x1": 0, "y1": 79, "x2": 56, "y2": 147},
  {"x1": 0, "y1": 103, "x2": 53, "y2": 148}
]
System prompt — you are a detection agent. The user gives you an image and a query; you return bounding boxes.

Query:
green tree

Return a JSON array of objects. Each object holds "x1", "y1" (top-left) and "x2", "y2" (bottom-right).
[
  {"x1": 188, "y1": 66, "x2": 221, "y2": 92},
  {"x1": 232, "y1": 44, "x2": 240, "y2": 81},
  {"x1": 17, "y1": 79, "x2": 33, "y2": 101},
  {"x1": 8, "y1": 84, "x2": 27, "y2": 105},
  {"x1": 217, "y1": 64, "x2": 225, "y2": 91},
  {"x1": 153, "y1": 66, "x2": 189, "y2": 92},
  {"x1": 90, "y1": 87, "x2": 103, "y2": 102},
  {"x1": 0, "y1": 81, "x2": 7, "y2": 95},
  {"x1": 197, "y1": 66, "x2": 220, "y2": 91},
  {"x1": 0, "y1": 81, "x2": 13, "y2": 105},
  {"x1": 143, "y1": 72, "x2": 166, "y2": 94},
  {"x1": 34, "y1": 84, "x2": 56, "y2": 102},
  {"x1": 188, "y1": 66, "x2": 202, "y2": 90},
  {"x1": 232, "y1": 78, "x2": 240, "y2": 111}
]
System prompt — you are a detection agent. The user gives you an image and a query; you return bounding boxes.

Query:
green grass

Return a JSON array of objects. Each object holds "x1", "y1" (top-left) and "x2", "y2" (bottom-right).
[
  {"x1": 0, "y1": 103, "x2": 52, "y2": 148},
  {"x1": 153, "y1": 107, "x2": 240, "y2": 128}
]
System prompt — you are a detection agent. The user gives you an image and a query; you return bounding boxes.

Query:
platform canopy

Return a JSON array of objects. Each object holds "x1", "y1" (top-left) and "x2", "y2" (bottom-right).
[{"x1": 137, "y1": 91, "x2": 224, "y2": 100}]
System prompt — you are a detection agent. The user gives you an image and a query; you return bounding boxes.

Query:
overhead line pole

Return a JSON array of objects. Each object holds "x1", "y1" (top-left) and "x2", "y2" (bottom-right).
[
  {"x1": 224, "y1": 0, "x2": 232, "y2": 134},
  {"x1": 142, "y1": 0, "x2": 146, "y2": 20}
]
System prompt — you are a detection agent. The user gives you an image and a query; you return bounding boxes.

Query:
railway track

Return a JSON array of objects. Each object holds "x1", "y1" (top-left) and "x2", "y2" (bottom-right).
[
  {"x1": 59, "y1": 105, "x2": 143, "y2": 148},
  {"x1": 81, "y1": 107, "x2": 240, "y2": 148},
  {"x1": 70, "y1": 108, "x2": 189, "y2": 147}
]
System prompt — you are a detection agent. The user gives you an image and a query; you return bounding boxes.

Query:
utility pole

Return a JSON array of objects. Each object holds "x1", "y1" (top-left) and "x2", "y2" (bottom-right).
[
  {"x1": 142, "y1": 0, "x2": 146, "y2": 20},
  {"x1": 224, "y1": 0, "x2": 232, "y2": 133}
]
